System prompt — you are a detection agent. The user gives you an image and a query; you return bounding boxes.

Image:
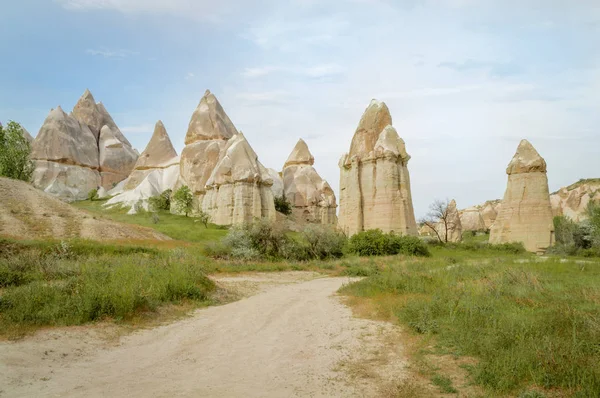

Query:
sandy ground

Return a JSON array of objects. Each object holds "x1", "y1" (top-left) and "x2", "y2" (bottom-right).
[{"x1": 0, "y1": 272, "x2": 406, "y2": 398}]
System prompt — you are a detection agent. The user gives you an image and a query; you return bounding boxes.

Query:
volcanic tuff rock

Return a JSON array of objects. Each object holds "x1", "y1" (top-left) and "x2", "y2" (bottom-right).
[
  {"x1": 550, "y1": 179, "x2": 600, "y2": 222},
  {"x1": 267, "y1": 168, "x2": 284, "y2": 198},
  {"x1": 282, "y1": 139, "x2": 337, "y2": 225},
  {"x1": 338, "y1": 100, "x2": 417, "y2": 236},
  {"x1": 490, "y1": 140, "x2": 554, "y2": 253},
  {"x1": 31, "y1": 90, "x2": 138, "y2": 200},
  {"x1": 31, "y1": 106, "x2": 101, "y2": 201},
  {"x1": 439, "y1": 199, "x2": 462, "y2": 242},
  {"x1": 202, "y1": 133, "x2": 275, "y2": 225},
  {"x1": 107, "y1": 121, "x2": 180, "y2": 213},
  {"x1": 178, "y1": 90, "x2": 237, "y2": 212}
]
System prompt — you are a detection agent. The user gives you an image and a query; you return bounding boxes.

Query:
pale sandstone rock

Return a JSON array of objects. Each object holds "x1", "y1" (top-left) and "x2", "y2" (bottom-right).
[
  {"x1": 71, "y1": 89, "x2": 105, "y2": 141},
  {"x1": 202, "y1": 133, "x2": 275, "y2": 225},
  {"x1": 490, "y1": 140, "x2": 554, "y2": 253},
  {"x1": 338, "y1": 100, "x2": 417, "y2": 236},
  {"x1": 267, "y1": 168, "x2": 284, "y2": 198},
  {"x1": 31, "y1": 107, "x2": 100, "y2": 201},
  {"x1": 436, "y1": 199, "x2": 462, "y2": 242},
  {"x1": 22, "y1": 128, "x2": 34, "y2": 143},
  {"x1": 177, "y1": 90, "x2": 237, "y2": 212},
  {"x1": 98, "y1": 125, "x2": 138, "y2": 189},
  {"x1": 108, "y1": 121, "x2": 180, "y2": 212},
  {"x1": 550, "y1": 180, "x2": 600, "y2": 222},
  {"x1": 459, "y1": 207, "x2": 487, "y2": 232},
  {"x1": 283, "y1": 139, "x2": 337, "y2": 225},
  {"x1": 32, "y1": 160, "x2": 100, "y2": 202}
]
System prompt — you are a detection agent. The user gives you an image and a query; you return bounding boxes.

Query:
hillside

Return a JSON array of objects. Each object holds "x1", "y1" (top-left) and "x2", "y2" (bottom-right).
[{"x1": 0, "y1": 177, "x2": 168, "y2": 241}]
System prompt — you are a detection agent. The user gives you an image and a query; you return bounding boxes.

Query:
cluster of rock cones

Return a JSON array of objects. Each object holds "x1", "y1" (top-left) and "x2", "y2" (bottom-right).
[{"x1": 27, "y1": 88, "x2": 580, "y2": 253}]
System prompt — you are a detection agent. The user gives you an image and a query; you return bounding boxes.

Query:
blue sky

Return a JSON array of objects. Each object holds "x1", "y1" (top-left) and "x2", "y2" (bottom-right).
[{"x1": 1, "y1": 0, "x2": 599, "y2": 217}]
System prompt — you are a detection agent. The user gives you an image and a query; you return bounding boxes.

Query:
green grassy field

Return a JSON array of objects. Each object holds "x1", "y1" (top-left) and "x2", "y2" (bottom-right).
[
  {"x1": 3, "y1": 199, "x2": 600, "y2": 396},
  {"x1": 73, "y1": 198, "x2": 228, "y2": 244}
]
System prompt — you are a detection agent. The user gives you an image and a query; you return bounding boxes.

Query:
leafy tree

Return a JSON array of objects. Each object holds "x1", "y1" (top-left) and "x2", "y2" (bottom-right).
[
  {"x1": 198, "y1": 210, "x2": 211, "y2": 228},
  {"x1": 274, "y1": 195, "x2": 292, "y2": 215},
  {"x1": 0, "y1": 121, "x2": 34, "y2": 181},
  {"x1": 173, "y1": 185, "x2": 193, "y2": 217},
  {"x1": 148, "y1": 189, "x2": 172, "y2": 212}
]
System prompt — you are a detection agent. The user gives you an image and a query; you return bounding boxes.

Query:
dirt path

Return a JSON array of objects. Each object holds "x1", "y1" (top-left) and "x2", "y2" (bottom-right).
[{"x1": 0, "y1": 273, "x2": 406, "y2": 398}]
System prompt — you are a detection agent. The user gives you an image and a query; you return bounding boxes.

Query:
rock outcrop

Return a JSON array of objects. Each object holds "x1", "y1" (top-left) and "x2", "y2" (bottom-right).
[
  {"x1": 31, "y1": 90, "x2": 138, "y2": 200},
  {"x1": 551, "y1": 179, "x2": 600, "y2": 222},
  {"x1": 106, "y1": 121, "x2": 180, "y2": 213},
  {"x1": 31, "y1": 106, "x2": 101, "y2": 201},
  {"x1": 178, "y1": 90, "x2": 237, "y2": 211},
  {"x1": 267, "y1": 168, "x2": 284, "y2": 198},
  {"x1": 490, "y1": 140, "x2": 554, "y2": 253},
  {"x1": 338, "y1": 100, "x2": 417, "y2": 236},
  {"x1": 282, "y1": 139, "x2": 337, "y2": 225},
  {"x1": 202, "y1": 133, "x2": 275, "y2": 225},
  {"x1": 439, "y1": 199, "x2": 462, "y2": 242}
]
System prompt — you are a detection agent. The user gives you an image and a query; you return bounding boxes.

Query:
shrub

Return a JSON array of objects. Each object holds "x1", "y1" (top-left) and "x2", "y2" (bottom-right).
[
  {"x1": 274, "y1": 195, "x2": 292, "y2": 215},
  {"x1": 87, "y1": 188, "x2": 99, "y2": 201},
  {"x1": 301, "y1": 225, "x2": 346, "y2": 260},
  {"x1": 173, "y1": 185, "x2": 193, "y2": 217},
  {"x1": 348, "y1": 229, "x2": 430, "y2": 257},
  {"x1": 148, "y1": 189, "x2": 172, "y2": 212},
  {"x1": 209, "y1": 221, "x2": 344, "y2": 261},
  {"x1": 442, "y1": 241, "x2": 527, "y2": 254}
]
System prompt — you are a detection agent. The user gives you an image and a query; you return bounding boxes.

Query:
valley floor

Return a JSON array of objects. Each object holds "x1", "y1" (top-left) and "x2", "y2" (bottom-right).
[{"x1": 0, "y1": 272, "x2": 407, "y2": 398}]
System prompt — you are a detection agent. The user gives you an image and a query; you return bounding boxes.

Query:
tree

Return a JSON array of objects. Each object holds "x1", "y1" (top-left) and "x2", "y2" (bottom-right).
[
  {"x1": 420, "y1": 199, "x2": 458, "y2": 243},
  {"x1": 173, "y1": 185, "x2": 193, "y2": 217},
  {"x1": 274, "y1": 195, "x2": 292, "y2": 215},
  {"x1": 198, "y1": 210, "x2": 211, "y2": 228},
  {"x1": 148, "y1": 189, "x2": 172, "y2": 212},
  {"x1": 0, "y1": 121, "x2": 34, "y2": 181}
]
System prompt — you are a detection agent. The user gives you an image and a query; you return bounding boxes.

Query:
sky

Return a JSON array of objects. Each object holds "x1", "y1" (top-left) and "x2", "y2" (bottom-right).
[{"x1": 1, "y1": 0, "x2": 599, "y2": 218}]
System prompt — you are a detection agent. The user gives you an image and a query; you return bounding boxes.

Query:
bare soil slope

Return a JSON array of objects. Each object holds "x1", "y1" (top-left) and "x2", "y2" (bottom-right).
[
  {"x1": 0, "y1": 273, "x2": 406, "y2": 397},
  {"x1": 0, "y1": 177, "x2": 168, "y2": 241}
]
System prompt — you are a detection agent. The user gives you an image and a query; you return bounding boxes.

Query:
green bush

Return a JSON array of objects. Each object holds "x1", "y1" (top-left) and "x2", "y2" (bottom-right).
[
  {"x1": 301, "y1": 225, "x2": 346, "y2": 260},
  {"x1": 442, "y1": 241, "x2": 527, "y2": 254},
  {"x1": 210, "y1": 221, "x2": 345, "y2": 261},
  {"x1": 348, "y1": 229, "x2": 430, "y2": 257},
  {"x1": 274, "y1": 195, "x2": 292, "y2": 215},
  {"x1": 148, "y1": 189, "x2": 172, "y2": 212},
  {"x1": 87, "y1": 188, "x2": 99, "y2": 201}
]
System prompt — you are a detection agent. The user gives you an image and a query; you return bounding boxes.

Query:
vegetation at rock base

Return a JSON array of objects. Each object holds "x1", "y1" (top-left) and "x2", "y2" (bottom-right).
[
  {"x1": 172, "y1": 185, "x2": 193, "y2": 217},
  {"x1": 274, "y1": 195, "x2": 292, "y2": 215},
  {"x1": 148, "y1": 189, "x2": 172, "y2": 212},
  {"x1": 0, "y1": 121, "x2": 34, "y2": 182}
]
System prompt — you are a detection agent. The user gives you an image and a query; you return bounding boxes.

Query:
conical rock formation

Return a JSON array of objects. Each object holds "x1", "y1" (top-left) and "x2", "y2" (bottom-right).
[
  {"x1": 490, "y1": 140, "x2": 554, "y2": 253},
  {"x1": 282, "y1": 139, "x2": 337, "y2": 225},
  {"x1": 98, "y1": 125, "x2": 138, "y2": 189},
  {"x1": 107, "y1": 121, "x2": 180, "y2": 213},
  {"x1": 436, "y1": 199, "x2": 462, "y2": 242},
  {"x1": 202, "y1": 133, "x2": 275, "y2": 225},
  {"x1": 267, "y1": 168, "x2": 284, "y2": 198},
  {"x1": 31, "y1": 106, "x2": 101, "y2": 201},
  {"x1": 338, "y1": 100, "x2": 417, "y2": 236},
  {"x1": 177, "y1": 90, "x2": 237, "y2": 212}
]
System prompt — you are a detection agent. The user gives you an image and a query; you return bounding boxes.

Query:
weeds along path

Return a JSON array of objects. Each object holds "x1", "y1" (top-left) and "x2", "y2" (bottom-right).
[{"x1": 0, "y1": 273, "x2": 406, "y2": 398}]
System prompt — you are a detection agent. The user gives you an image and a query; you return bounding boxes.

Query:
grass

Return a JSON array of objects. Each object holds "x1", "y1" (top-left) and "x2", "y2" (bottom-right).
[
  {"x1": 73, "y1": 198, "x2": 228, "y2": 244},
  {"x1": 431, "y1": 374, "x2": 458, "y2": 394},
  {"x1": 339, "y1": 249, "x2": 600, "y2": 397}
]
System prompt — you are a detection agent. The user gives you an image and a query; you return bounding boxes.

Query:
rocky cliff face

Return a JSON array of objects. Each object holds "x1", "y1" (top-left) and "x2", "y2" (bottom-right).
[
  {"x1": 282, "y1": 139, "x2": 337, "y2": 225},
  {"x1": 107, "y1": 121, "x2": 180, "y2": 213},
  {"x1": 177, "y1": 90, "x2": 236, "y2": 212},
  {"x1": 338, "y1": 100, "x2": 417, "y2": 236},
  {"x1": 489, "y1": 140, "x2": 554, "y2": 253},
  {"x1": 551, "y1": 179, "x2": 600, "y2": 222},
  {"x1": 31, "y1": 90, "x2": 137, "y2": 201},
  {"x1": 202, "y1": 133, "x2": 275, "y2": 225}
]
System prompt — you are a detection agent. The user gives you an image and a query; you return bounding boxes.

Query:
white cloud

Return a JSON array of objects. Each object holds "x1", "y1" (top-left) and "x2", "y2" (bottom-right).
[
  {"x1": 185, "y1": 72, "x2": 195, "y2": 80},
  {"x1": 242, "y1": 64, "x2": 345, "y2": 79},
  {"x1": 86, "y1": 48, "x2": 139, "y2": 58}
]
